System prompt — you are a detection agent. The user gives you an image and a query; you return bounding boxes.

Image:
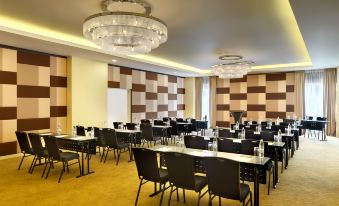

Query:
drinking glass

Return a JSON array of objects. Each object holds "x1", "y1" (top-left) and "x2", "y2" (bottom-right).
[
  {"x1": 254, "y1": 147, "x2": 259, "y2": 156},
  {"x1": 208, "y1": 142, "x2": 213, "y2": 151}
]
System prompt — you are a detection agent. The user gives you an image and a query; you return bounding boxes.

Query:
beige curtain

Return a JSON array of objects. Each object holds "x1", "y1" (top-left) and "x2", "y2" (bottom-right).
[
  {"x1": 195, "y1": 77, "x2": 203, "y2": 120},
  {"x1": 209, "y1": 76, "x2": 217, "y2": 128},
  {"x1": 294, "y1": 71, "x2": 305, "y2": 118},
  {"x1": 323, "y1": 68, "x2": 337, "y2": 136}
]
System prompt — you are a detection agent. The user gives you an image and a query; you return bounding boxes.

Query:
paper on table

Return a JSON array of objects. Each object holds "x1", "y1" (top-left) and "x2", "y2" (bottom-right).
[
  {"x1": 55, "y1": 134, "x2": 68, "y2": 138},
  {"x1": 40, "y1": 133, "x2": 52, "y2": 136},
  {"x1": 188, "y1": 151, "x2": 204, "y2": 156},
  {"x1": 157, "y1": 147, "x2": 173, "y2": 152},
  {"x1": 236, "y1": 155, "x2": 252, "y2": 162}
]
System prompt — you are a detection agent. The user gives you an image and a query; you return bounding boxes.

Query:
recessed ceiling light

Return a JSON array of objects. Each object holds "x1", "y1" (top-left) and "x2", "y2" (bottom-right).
[
  {"x1": 111, "y1": 59, "x2": 117, "y2": 62},
  {"x1": 219, "y1": 54, "x2": 243, "y2": 61}
]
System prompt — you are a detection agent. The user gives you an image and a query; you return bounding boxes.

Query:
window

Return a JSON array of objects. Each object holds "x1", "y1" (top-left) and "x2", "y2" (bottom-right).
[
  {"x1": 304, "y1": 71, "x2": 324, "y2": 118},
  {"x1": 201, "y1": 77, "x2": 210, "y2": 126}
]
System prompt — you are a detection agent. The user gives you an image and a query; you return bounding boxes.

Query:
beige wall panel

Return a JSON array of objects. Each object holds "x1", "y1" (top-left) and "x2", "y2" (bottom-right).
[
  {"x1": 277, "y1": 80, "x2": 287, "y2": 92},
  {"x1": 177, "y1": 94, "x2": 184, "y2": 104},
  {"x1": 217, "y1": 94, "x2": 230, "y2": 104},
  {"x1": 120, "y1": 74, "x2": 132, "y2": 89},
  {"x1": 168, "y1": 100, "x2": 177, "y2": 111},
  {"x1": 132, "y1": 92, "x2": 145, "y2": 105},
  {"x1": 217, "y1": 79, "x2": 230, "y2": 88},
  {"x1": 132, "y1": 70, "x2": 146, "y2": 84},
  {"x1": 247, "y1": 93, "x2": 266, "y2": 104},
  {"x1": 158, "y1": 111, "x2": 168, "y2": 119},
  {"x1": 158, "y1": 93, "x2": 168, "y2": 105},
  {"x1": 17, "y1": 98, "x2": 39, "y2": 119},
  {"x1": 0, "y1": 120, "x2": 17, "y2": 143},
  {"x1": 230, "y1": 100, "x2": 246, "y2": 111},
  {"x1": 177, "y1": 110, "x2": 184, "y2": 118},
  {"x1": 286, "y1": 72, "x2": 295, "y2": 85},
  {"x1": 112, "y1": 66, "x2": 120, "y2": 82},
  {"x1": 157, "y1": 74, "x2": 168, "y2": 87},
  {"x1": 17, "y1": 64, "x2": 39, "y2": 86},
  {"x1": 146, "y1": 80, "x2": 157, "y2": 93},
  {"x1": 217, "y1": 111, "x2": 230, "y2": 121},
  {"x1": 247, "y1": 75, "x2": 259, "y2": 87},
  {"x1": 168, "y1": 82, "x2": 177, "y2": 94},
  {"x1": 247, "y1": 111, "x2": 266, "y2": 121},
  {"x1": 55, "y1": 57, "x2": 67, "y2": 77},
  {"x1": 0, "y1": 48, "x2": 17, "y2": 72},
  {"x1": 0, "y1": 84, "x2": 17, "y2": 107},
  {"x1": 266, "y1": 81, "x2": 279, "y2": 93},
  {"x1": 266, "y1": 100, "x2": 286, "y2": 112},
  {"x1": 286, "y1": 92, "x2": 295, "y2": 105},
  {"x1": 50, "y1": 117, "x2": 67, "y2": 133},
  {"x1": 108, "y1": 67, "x2": 114, "y2": 82},
  {"x1": 177, "y1": 78, "x2": 184, "y2": 88},
  {"x1": 239, "y1": 82, "x2": 247, "y2": 93},
  {"x1": 230, "y1": 83, "x2": 241, "y2": 93},
  {"x1": 38, "y1": 98, "x2": 50, "y2": 118},
  {"x1": 38, "y1": 66, "x2": 50, "y2": 87},
  {"x1": 146, "y1": 100, "x2": 157, "y2": 112},
  {"x1": 50, "y1": 87, "x2": 67, "y2": 106},
  {"x1": 184, "y1": 77, "x2": 195, "y2": 118}
]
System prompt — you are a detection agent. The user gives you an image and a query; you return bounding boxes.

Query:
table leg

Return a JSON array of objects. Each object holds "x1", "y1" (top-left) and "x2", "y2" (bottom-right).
[
  {"x1": 285, "y1": 145, "x2": 288, "y2": 169},
  {"x1": 291, "y1": 137, "x2": 295, "y2": 157},
  {"x1": 254, "y1": 167, "x2": 260, "y2": 206},
  {"x1": 274, "y1": 148, "x2": 279, "y2": 188}
]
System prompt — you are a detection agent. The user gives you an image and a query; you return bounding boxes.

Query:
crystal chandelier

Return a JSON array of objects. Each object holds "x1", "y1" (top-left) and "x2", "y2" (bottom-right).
[
  {"x1": 211, "y1": 55, "x2": 253, "y2": 79},
  {"x1": 83, "y1": 0, "x2": 168, "y2": 54}
]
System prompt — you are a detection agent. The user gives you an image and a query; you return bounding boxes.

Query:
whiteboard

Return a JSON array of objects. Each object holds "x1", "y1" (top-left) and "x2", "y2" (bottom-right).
[{"x1": 107, "y1": 88, "x2": 130, "y2": 127}]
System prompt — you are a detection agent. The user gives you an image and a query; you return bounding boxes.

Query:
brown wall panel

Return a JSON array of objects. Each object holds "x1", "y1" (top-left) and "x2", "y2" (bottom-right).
[
  {"x1": 17, "y1": 118, "x2": 50, "y2": 131},
  {"x1": 168, "y1": 111, "x2": 177, "y2": 117},
  {"x1": 132, "y1": 83, "x2": 146, "y2": 92},
  {"x1": 17, "y1": 50, "x2": 50, "y2": 67},
  {"x1": 50, "y1": 76, "x2": 67, "y2": 87},
  {"x1": 217, "y1": 104, "x2": 230, "y2": 111},
  {"x1": 17, "y1": 85, "x2": 50, "y2": 98},
  {"x1": 146, "y1": 72, "x2": 158, "y2": 80},
  {"x1": 158, "y1": 86, "x2": 168, "y2": 93},
  {"x1": 216, "y1": 88, "x2": 230, "y2": 94},
  {"x1": 266, "y1": 93, "x2": 286, "y2": 100},
  {"x1": 216, "y1": 121, "x2": 230, "y2": 127},
  {"x1": 230, "y1": 93, "x2": 247, "y2": 100},
  {"x1": 0, "y1": 142, "x2": 17, "y2": 156},
  {"x1": 146, "y1": 92, "x2": 157, "y2": 100},
  {"x1": 50, "y1": 106, "x2": 67, "y2": 117},
  {"x1": 286, "y1": 85, "x2": 294, "y2": 92},
  {"x1": 168, "y1": 76, "x2": 177, "y2": 83},
  {"x1": 0, "y1": 107, "x2": 17, "y2": 120},
  {"x1": 266, "y1": 112, "x2": 286, "y2": 119},
  {"x1": 177, "y1": 88, "x2": 185, "y2": 94},
  {"x1": 286, "y1": 105, "x2": 294, "y2": 112},
  {"x1": 146, "y1": 112, "x2": 157, "y2": 119},
  {"x1": 177, "y1": 104, "x2": 185, "y2": 110},
  {"x1": 108, "y1": 81, "x2": 120, "y2": 88},
  {"x1": 247, "y1": 104, "x2": 266, "y2": 111},
  {"x1": 266, "y1": 73, "x2": 286, "y2": 81},
  {"x1": 119, "y1": 67, "x2": 132, "y2": 75},
  {"x1": 158, "y1": 105, "x2": 168, "y2": 112},
  {"x1": 230, "y1": 76, "x2": 247, "y2": 83},
  {"x1": 247, "y1": 86, "x2": 266, "y2": 93},
  {"x1": 0, "y1": 71, "x2": 16, "y2": 84},
  {"x1": 131, "y1": 105, "x2": 146, "y2": 113},
  {"x1": 168, "y1": 93, "x2": 177, "y2": 100}
]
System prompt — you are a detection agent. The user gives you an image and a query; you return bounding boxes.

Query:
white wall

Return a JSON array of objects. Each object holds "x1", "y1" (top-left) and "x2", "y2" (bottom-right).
[
  {"x1": 107, "y1": 88, "x2": 130, "y2": 126},
  {"x1": 184, "y1": 77, "x2": 196, "y2": 118}
]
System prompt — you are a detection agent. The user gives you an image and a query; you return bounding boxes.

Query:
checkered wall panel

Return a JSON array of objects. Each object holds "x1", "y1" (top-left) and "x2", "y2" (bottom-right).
[
  {"x1": 108, "y1": 65, "x2": 185, "y2": 122},
  {"x1": 0, "y1": 47, "x2": 67, "y2": 155},
  {"x1": 216, "y1": 72, "x2": 295, "y2": 127}
]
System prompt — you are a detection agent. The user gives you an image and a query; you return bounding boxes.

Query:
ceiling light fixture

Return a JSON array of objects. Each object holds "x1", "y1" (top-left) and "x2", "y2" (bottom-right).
[
  {"x1": 211, "y1": 56, "x2": 253, "y2": 79},
  {"x1": 83, "y1": 0, "x2": 168, "y2": 54},
  {"x1": 218, "y1": 54, "x2": 243, "y2": 61}
]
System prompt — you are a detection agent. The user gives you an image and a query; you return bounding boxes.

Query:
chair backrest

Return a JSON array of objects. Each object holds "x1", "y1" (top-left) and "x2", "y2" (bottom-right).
[
  {"x1": 260, "y1": 131, "x2": 274, "y2": 141},
  {"x1": 307, "y1": 116, "x2": 313, "y2": 120},
  {"x1": 184, "y1": 135, "x2": 207, "y2": 150},
  {"x1": 28, "y1": 133, "x2": 45, "y2": 157},
  {"x1": 102, "y1": 128, "x2": 119, "y2": 147},
  {"x1": 113, "y1": 122, "x2": 123, "y2": 129},
  {"x1": 141, "y1": 119, "x2": 150, "y2": 124},
  {"x1": 218, "y1": 138, "x2": 235, "y2": 153},
  {"x1": 204, "y1": 157, "x2": 241, "y2": 200},
  {"x1": 245, "y1": 130, "x2": 255, "y2": 140},
  {"x1": 219, "y1": 129, "x2": 231, "y2": 138},
  {"x1": 176, "y1": 118, "x2": 184, "y2": 122},
  {"x1": 249, "y1": 124, "x2": 257, "y2": 131},
  {"x1": 15, "y1": 131, "x2": 32, "y2": 154},
  {"x1": 154, "y1": 120, "x2": 165, "y2": 126},
  {"x1": 164, "y1": 152, "x2": 196, "y2": 190},
  {"x1": 76, "y1": 126, "x2": 86, "y2": 136},
  {"x1": 271, "y1": 125, "x2": 286, "y2": 133},
  {"x1": 261, "y1": 121, "x2": 268, "y2": 127},
  {"x1": 132, "y1": 147, "x2": 161, "y2": 181},
  {"x1": 240, "y1": 139, "x2": 259, "y2": 155},
  {"x1": 252, "y1": 121, "x2": 257, "y2": 125},
  {"x1": 170, "y1": 120, "x2": 178, "y2": 135},
  {"x1": 140, "y1": 124, "x2": 154, "y2": 141},
  {"x1": 43, "y1": 136, "x2": 61, "y2": 161},
  {"x1": 126, "y1": 123, "x2": 136, "y2": 130},
  {"x1": 163, "y1": 117, "x2": 171, "y2": 122},
  {"x1": 94, "y1": 128, "x2": 105, "y2": 147}
]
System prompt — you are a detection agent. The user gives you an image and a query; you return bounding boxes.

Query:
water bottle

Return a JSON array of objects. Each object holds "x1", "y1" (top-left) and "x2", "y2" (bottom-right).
[
  {"x1": 287, "y1": 124, "x2": 291, "y2": 135},
  {"x1": 278, "y1": 129, "x2": 282, "y2": 143},
  {"x1": 242, "y1": 128, "x2": 245, "y2": 139},
  {"x1": 276, "y1": 117, "x2": 280, "y2": 125},
  {"x1": 259, "y1": 139, "x2": 264, "y2": 159},
  {"x1": 91, "y1": 126, "x2": 95, "y2": 137},
  {"x1": 215, "y1": 126, "x2": 219, "y2": 137},
  {"x1": 213, "y1": 137, "x2": 218, "y2": 152},
  {"x1": 57, "y1": 123, "x2": 62, "y2": 135},
  {"x1": 236, "y1": 121, "x2": 239, "y2": 130},
  {"x1": 72, "y1": 126, "x2": 77, "y2": 137}
]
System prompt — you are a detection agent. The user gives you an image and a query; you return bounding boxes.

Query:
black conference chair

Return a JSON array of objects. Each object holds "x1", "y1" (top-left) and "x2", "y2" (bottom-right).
[
  {"x1": 184, "y1": 135, "x2": 207, "y2": 150},
  {"x1": 140, "y1": 124, "x2": 162, "y2": 147},
  {"x1": 154, "y1": 120, "x2": 165, "y2": 126},
  {"x1": 190, "y1": 119, "x2": 198, "y2": 133},
  {"x1": 133, "y1": 148, "x2": 169, "y2": 206},
  {"x1": 176, "y1": 118, "x2": 184, "y2": 122},
  {"x1": 94, "y1": 127, "x2": 106, "y2": 156},
  {"x1": 240, "y1": 140, "x2": 259, "y2": 155},
  {"x1": 126, "y1": 123, "x2": 137, "y2": 130},
  {"x1": 113, "y1": 122, "x2": 123, "y2": 129},
  {"x1": 245, "y1": 130, "x2": 256, "y2": 140},
  {"x1": 76, "y1": 126, "x2": 86, "y2": 136},
  {"x1": 43, "y1": 136, "x2": 81, "y2": 183},
  {"x1": 28, "y1": 133, "x2": 48, "y2": 175},
  {"x1": 141, "y1": 119, "x2": 151, "y2": 124},
  {"x1": 204, "y1": 157, "x2": 253, "y2": 206},
  {"x1": 163, "y1": 117, "x2": 171, "y2": 122},
  {"x1": 218, "y1": 138, "x2": 236, "y2": 153},
  {"x1": 170, "y1": 120, "x2": 179, "y2": 137},
  {"x1": 218, "y1": 129, "x2": 231, "y2": 138},
  {"x1": 102, "y1": 128, "x2": 130, "y2": 165},
  {"x1": 164, "y1": 152, "x2": 208, "y2": 206},
  {"x1": 260, "y1": 131, "x2": 274, "y2": 142},
  {"x1": 15, "y1": 131, "x2": 34, "y2": 170}
]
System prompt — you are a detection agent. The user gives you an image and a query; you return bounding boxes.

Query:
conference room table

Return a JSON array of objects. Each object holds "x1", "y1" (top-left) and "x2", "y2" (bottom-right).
[
  {"x1": 149, "y1": 145, "x2": 270, "y2": 206},
  {"x1": 115, "y1": 129, "x2": 141, "y2": 161},
  {"x1": 39, "y1": 133, "x2": 97, "y2": 177}
]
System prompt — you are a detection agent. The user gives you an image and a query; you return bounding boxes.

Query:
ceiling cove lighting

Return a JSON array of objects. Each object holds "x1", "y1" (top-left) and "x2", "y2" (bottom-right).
[
  {"x1": 211, "y1": 55, "x2": 253, "y2": 79},
  {"x1": 83, "y1": 0, "x2": 168, "y2": 54}
]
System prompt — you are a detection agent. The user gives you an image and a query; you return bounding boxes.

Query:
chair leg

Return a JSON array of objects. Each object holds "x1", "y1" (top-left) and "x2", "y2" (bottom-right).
[
  {"x1": 45, "y1": 161, "x2": 52, "y2": 179},
  {"x1": 42, "y1": 158, "x2": 49, "y2": 178},
  {"x1": 58, "y1": 162, "x2": 65, "y2": 183},
  {"x1": 208, "y1": 192, "x2": 212, "y2": 206},
  {"x1": 183, "y1": 189, "x2": 186, "y2": 203},
  {"x1": 28, "y1": 155, "x2": 37, "y2": 173},
  {"x1": 168, "y1": 185, "x2": 173, "y2": 206},
  {"x1": 135, "y1": 179, "x2": 143, "y2": 206},
  {"x1": 268, "y1": 169, "x2": 271, "y2": 195},
  {"x1": 18, "y1": 153, "x2": 26, "y2": 170},
  {"x1": 30, "y1": 156, "x2": 38, "y2": 174},
  {"x1": 116, "y1": 150, "x2": 121, "y2": 165},
  {"x1": 100, "y1": 148, "x2": 106, "y2": 162},
  {"x1": 104, "y1": 149, "x2": 109, "y2": 163},
  {"x1": 159, "y1": 182, "x2": 166, "y2": 206},
  {"x1": 219, "y1": 196, "x2": 221, "y2": 206},
  {"x1": 176, "y1": 187, "x2": 179, "y2": 201},
  {"x1": 197, "y1": 191, "x2": 201, "y2": 206},
  {"x1": 66, "y1": 162, "x2": 70, "y2": 173}
]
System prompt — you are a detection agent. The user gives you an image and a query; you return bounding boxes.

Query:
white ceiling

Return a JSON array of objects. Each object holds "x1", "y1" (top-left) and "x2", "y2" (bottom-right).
[{"x1": 0, "y1": 0, "x2": 338, "y2": 75}]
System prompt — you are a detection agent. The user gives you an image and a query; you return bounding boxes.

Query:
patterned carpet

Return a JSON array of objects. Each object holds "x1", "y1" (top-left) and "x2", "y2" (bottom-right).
[{"x1": 0, "y1": 136, "x2": 338, "y2": 206}]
